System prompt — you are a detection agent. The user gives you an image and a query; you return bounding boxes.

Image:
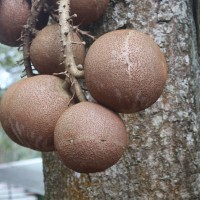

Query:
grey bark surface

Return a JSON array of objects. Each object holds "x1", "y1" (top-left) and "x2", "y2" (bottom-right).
[
  {"x1": 43, "y1": 0, "x2": 200, "y2": 199},
  {"x1": 193, "y1": 0, "x2": 200, "y2": 53}
]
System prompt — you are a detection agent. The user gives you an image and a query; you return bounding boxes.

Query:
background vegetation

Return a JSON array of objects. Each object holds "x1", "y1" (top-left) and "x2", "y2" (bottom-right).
[{"x1": 0, "y1": 44, "x2": 40, "y2": 163}]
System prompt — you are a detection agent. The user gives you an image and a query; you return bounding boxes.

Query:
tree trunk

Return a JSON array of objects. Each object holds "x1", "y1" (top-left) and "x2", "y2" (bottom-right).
[{"x1": 43, "y1": 0, "x2": 200, "y2": 199}]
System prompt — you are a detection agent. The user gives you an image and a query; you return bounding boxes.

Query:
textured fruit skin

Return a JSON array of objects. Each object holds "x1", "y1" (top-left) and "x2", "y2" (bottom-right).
[
  {"x1": 54, "y1": 102, "x2": 127, "y2": 173},
  {"x1": 0, "y1": 0, "x2": 48, "y2": 47},
  {"x1": 84, "y1": 29, "x2": 168, "y2": 113},
  {"x1": 30, "y1": 24, "x2": 85, "y2": 75},
  {"x1": 70, "y1": 0, "x2": 109, "y2": 26},
  {"x1": 0, "y1": 0, "x2": 30, "y2": 46},
  {"x1": 0, "y1": 75, "x2": 72, "y2": 151},
  {"x1": 49, "y1": 0, "x2": 109, "y2": 26}
]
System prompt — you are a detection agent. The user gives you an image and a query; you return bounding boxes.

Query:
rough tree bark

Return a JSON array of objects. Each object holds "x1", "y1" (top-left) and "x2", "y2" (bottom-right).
[{"x1": 43, "y1": 0, "x2": 200, "y2": 199}]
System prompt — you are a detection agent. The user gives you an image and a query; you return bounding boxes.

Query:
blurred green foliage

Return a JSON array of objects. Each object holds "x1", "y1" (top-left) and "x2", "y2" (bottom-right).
[
  {"x1": 0, "y1": 44, "x2": 41, "y2": 163},
  {"x1": 0, "y1": 44, "x2": 22, "y2": 68}
]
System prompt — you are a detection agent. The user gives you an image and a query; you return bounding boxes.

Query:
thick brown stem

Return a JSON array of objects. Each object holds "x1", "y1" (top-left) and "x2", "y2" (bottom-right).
[
  {"x1": 23, "y1": 26, "x2": 33, "y2": 77},
  {"x1": 58, "y1": 0, "x2": 86, "y2": 102},
  {"x1": 22, "y1": 0, "x2": 46, "y2": 77},
  {"x1": 58, "y1": 0, "x2": 84, "y2": 78}
]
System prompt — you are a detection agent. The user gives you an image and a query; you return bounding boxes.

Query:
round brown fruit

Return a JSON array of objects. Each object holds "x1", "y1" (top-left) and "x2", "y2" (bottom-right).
[
  {"x1": 54, "y1": 102, "x2": 127, "y2": 173},
  {"x1": 30, "y1": 24, "x2": 85, "y2": 75},
  {"x1": 84, "y1": 29, "x2": 168, "y2": 113},
  {"x1": 0, "y1": 0, "x2": 48, "y2": 47},
  {"x1": 0, "y1": 75, "x2": 73, "y2": 151},
  {"x1": 70, "y1": 0, "x2": 109, "y2": 26},
  {"x1": 49, "y1": 0, "x2": 109, "y2": 26}
]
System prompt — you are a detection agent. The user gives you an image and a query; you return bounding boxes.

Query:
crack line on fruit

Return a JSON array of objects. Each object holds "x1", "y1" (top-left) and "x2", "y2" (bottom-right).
[
  {"x1": 58, "y1": 0, "x2": 86, "y2": 102},
  {"x1": 124, "y1": 31, "x2": 133, "y2": 76}
]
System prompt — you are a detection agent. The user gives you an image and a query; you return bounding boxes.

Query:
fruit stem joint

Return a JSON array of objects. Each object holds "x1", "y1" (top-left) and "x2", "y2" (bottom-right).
[{"x1": 58, "y1": 0, "x2": 86, "y2": 102}]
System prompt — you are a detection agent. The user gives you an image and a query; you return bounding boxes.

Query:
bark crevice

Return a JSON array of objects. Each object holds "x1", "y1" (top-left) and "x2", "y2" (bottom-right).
[{"x1": 43, "y1": 1, "x2": 200, "y2": 199}]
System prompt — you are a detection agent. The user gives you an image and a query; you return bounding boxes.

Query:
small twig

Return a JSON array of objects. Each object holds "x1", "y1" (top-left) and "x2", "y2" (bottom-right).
[
  {"x1": 53, "y1": 71, "x2": 67, "y2": 76},
  {"x1": 17, "y1": 43, "x2": 23, "y2": 51},
  {"x1": 66, "y1": 14, "x2": 77, "y2": 21},
  {"x1": 68, "y1": 87, "x2": 76, "y2": 106},
  {"x1": 71, "y1": 41, "x2": 86, "y2": 45},
  {"x1": 16, "y1": 58, "x2": 25, "y2": 65},
  {"x1": 73, "y1": 26, "x2": 96, "y2": 41}
]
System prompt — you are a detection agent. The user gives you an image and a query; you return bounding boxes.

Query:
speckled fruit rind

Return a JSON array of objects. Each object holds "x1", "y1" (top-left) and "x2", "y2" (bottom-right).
[
  {"x1": 0, "y1": 75, "x2": 73, "y2": 152},
  {"x1": 84, "y1": 29, "x2": 168, "y2": 113},
  {"x1": 30, "y1": 24, "x2": 85, "y2": 75},
  {"x1": 0, "y1": 0, "x2": 48, "y2": 47},
  {"x1": 54, "y1": 102, "x2": 127, "y2": 173},
  {"x1": 70, "y1": 0, "x2": 109, "y2": 26},
  {"x1": 0, "y1": 0, "x2": 30, "y2": 46},
  {"x1": 49, "y1": 0, "x2": 109, "y2": 26}
]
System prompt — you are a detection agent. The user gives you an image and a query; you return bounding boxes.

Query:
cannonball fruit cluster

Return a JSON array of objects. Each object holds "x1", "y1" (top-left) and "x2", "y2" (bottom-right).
[{"x1": 0, "y1": 1, "x2": 167, "y2": 173}]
